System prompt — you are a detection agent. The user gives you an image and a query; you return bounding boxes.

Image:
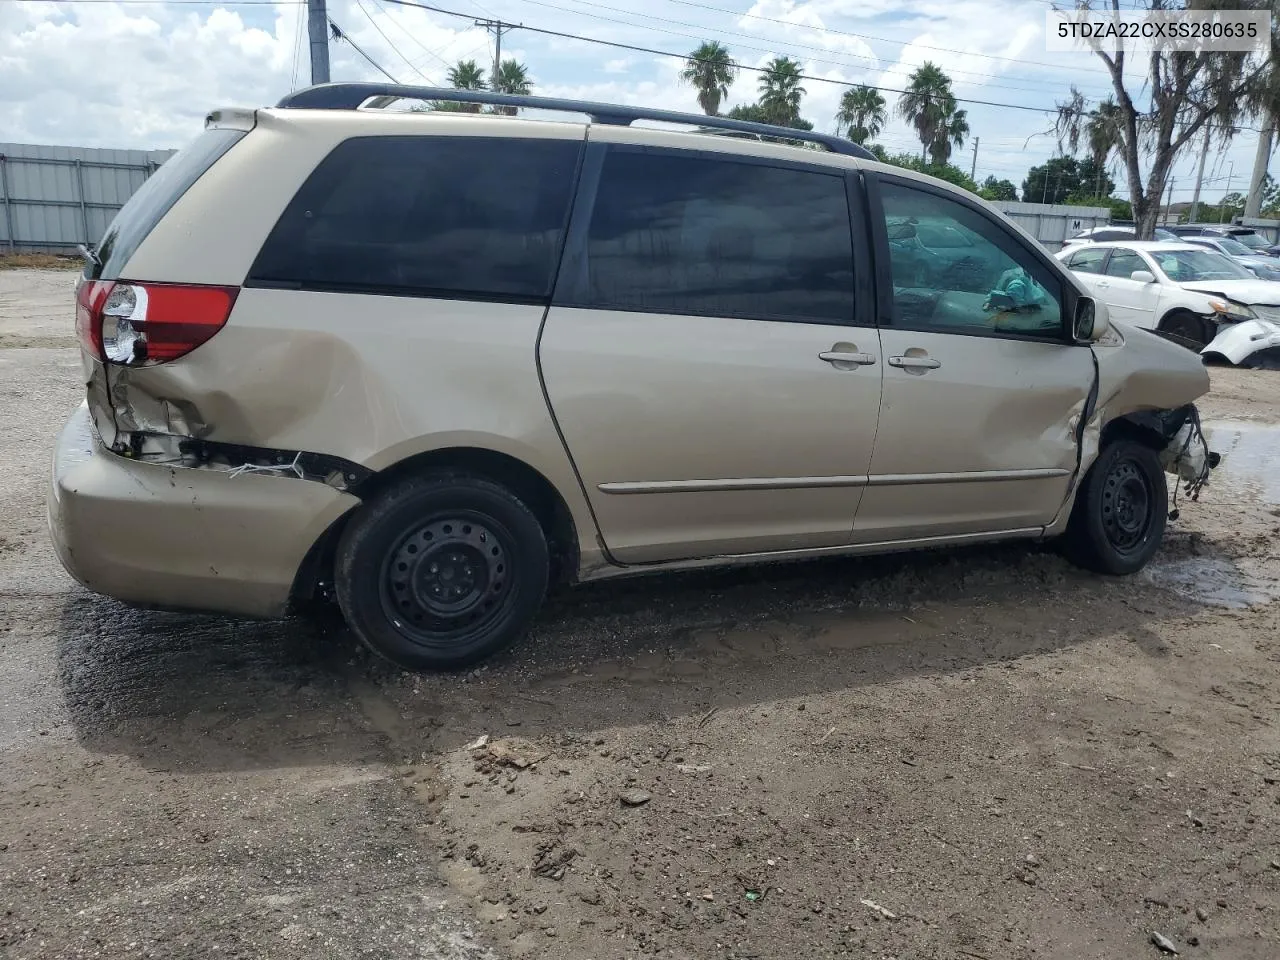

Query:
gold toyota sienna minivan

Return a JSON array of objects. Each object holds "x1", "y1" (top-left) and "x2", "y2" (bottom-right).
[{"x1": 48, "y1": 83, "x2": 1216, "y2": 670}]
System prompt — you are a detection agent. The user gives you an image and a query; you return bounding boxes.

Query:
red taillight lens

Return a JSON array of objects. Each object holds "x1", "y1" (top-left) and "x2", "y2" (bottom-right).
[
  {"x1": 75, "y1": 279, "x2": 114, "y2": 359},
  {"x1": 76, "y1": 280, "x2": 238, "y2": 365}
]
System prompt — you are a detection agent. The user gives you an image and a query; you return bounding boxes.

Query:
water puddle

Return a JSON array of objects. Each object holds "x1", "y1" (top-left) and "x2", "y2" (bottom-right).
[
  {"x1": 1144, "y1": 555, "x2": 1280, "y2": 609},
  {"x1": 1202, "y1": 419, "x2": 1280, "y2": 506}
]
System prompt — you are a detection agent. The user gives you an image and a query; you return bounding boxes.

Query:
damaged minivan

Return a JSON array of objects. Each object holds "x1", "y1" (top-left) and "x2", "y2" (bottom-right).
[{"x1": 49, "y1": 83, "x2": 1217, "y2": 670}]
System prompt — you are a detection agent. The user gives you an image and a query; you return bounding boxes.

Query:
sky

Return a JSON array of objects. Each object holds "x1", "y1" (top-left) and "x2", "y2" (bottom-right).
[{"x1": 0, "y1": 0, "x2": 1271, "y2": 204}]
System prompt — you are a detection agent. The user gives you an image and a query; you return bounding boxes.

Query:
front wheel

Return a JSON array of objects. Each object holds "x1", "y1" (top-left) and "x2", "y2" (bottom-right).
[
  {"x1": 1157, "y1": 310, "x2": 1212, "y2": 351},
  {"x1": 1064, "y1": 440, "x2": 1168, "y2": 575},
  {"x1": 335, "y1": 472, "x2": 549, "y2": 670}
]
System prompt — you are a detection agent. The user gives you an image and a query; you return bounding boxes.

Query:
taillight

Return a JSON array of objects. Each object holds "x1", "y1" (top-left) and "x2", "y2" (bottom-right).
[{"x1": 74, "y1": 280, "x2": 238, "y2": 365}]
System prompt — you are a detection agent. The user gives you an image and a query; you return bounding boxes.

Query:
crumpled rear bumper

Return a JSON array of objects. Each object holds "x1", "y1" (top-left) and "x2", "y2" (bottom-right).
[
  {"x1": 1202, "y1": 318, "x2": 1280, "y2": 366},
  {"x1": 48, "y1": 402, "x2": 358, "y2": 618}
]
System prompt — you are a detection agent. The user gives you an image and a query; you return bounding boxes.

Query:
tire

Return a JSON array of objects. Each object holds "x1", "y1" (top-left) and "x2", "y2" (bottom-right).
[
  {"x1": 1157, "y1": 310, "x2": 1211, "y2": 351},
  {"x1": 335, "y1": 472, "x2": 549, "y2": 670},
  {"x1": 1064, "y1": 440, "x2": 1168, "y2": 576}
]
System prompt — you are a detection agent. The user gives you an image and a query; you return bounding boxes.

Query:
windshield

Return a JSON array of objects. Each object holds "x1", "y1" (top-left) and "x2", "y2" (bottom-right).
[
  {"x1": 1152, "y1": 249, "x2": 1255, "y2": 282},
  {"x1": 1231, "y1": 231, "x2": 1269, "y2": 251},
  {"x1": 1215, "y1": 237, "x2": 1254, "y2": 256},
  {"x1": 1154, "y1": 228, "x2": 1179, "y2": 241}
]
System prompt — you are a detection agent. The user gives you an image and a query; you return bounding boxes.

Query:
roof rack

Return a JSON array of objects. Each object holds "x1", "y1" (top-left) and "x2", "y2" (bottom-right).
[{"x1": 275, "y1": 83, "x2": 877, "y2": 161}]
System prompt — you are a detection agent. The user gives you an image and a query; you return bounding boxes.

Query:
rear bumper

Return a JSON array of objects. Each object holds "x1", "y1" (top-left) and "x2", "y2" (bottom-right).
[{"x1": 47, "y1": 403, "x2": 359, "y2": 618}]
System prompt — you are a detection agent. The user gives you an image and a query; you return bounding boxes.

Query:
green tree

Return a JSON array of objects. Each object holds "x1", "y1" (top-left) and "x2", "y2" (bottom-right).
[
  {"x1": 979, "y1": 176, "x2": 1018, "y2": 201},
  {"x1": 1085, "y1": 97, "x2": 1122, "y2": 172},
  {"x1": 898, "y1": 62, "x2": 954, "y2": 161},
  {"x1": 835, "y1": 85, "x2": 886, "y2": 145},
  {"x1": 931, "y1": 108, "x2": 969, "y2": 165},
  {"x1": 443, "y1": 59, "x2": 486, "y2": 113},
  {"x1": 757, "y1": 56, "x2": 806, "y2": 126},
  {"x1": 1023, "y1": 156, "x2": 1084, "y2": 205},
  {"x1": 882, "y1": 152, "x2": 978, "y2": 193},
  {"x1": 726, "y1": 102, "x2": 813, "y2": 142},
  {"x1": 489, "y1": 59, "x2": 532, "y2": 116},
  {"x1": 679, "y1": 41, "x2": 737, "y2": 117}
]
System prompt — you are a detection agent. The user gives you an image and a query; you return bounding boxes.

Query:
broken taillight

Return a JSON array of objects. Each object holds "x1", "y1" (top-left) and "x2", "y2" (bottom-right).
[{"x1": 75, "y1": 279, "x2": 238, "y2": 365}]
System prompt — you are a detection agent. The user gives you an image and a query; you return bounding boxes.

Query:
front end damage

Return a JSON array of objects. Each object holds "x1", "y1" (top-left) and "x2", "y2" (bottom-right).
[
  {"x1": 1202, "y1": 317, "x2": 1280, "y2": 369},
  {"x1": 1078, "y1": 322, "x2": 1221, "y2": 526}
]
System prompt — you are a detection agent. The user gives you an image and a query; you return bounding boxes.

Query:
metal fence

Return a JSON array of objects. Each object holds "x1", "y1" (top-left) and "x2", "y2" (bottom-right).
[
  {"x1": 989, "y1": 201, "x2": 1114, "y2": 251},
  {"x1": 0, "y1": 142, "x2": 175, "y2": 254}
]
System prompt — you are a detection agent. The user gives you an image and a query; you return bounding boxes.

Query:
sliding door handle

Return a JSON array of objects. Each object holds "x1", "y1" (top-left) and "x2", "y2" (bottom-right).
[{"x1": 888, "y1": 355, "x2": 941, "y2": 370}]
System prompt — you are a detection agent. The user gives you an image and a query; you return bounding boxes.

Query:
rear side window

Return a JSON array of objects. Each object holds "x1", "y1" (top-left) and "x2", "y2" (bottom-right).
[
  {"x1": 1068, "y1": 247, "x2": 1108, "y2": 273},
  {"x1": 1104, "y1": 249, "x2": 1146, "y2": 278},
  {"x1": 249, "y1": 136, "x2": 582, "y2": 300},
  {"x1": 561, "y1": 148, "x2": 854, "y2": 324},
  {"x1": 93, "y1": 128, "x2": 245, "y2": 279}
]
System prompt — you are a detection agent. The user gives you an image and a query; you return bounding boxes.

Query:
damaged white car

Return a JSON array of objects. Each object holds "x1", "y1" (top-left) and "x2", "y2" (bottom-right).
[
  {"x1": 49, "y1": 83, "x2": 1219, "y2": 671},
  {"x1": 1057, "y1": 240, "x2": 1280, "y2": 368}
]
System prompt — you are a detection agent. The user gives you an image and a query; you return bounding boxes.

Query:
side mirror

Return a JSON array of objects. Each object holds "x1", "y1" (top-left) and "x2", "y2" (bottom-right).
[
  {"x1": 1130, "y1": 270, "x2": 1156, "y2": 283},
  {"x1": 1073, "y1": 296, "x2": 1111, "y2": 342}
]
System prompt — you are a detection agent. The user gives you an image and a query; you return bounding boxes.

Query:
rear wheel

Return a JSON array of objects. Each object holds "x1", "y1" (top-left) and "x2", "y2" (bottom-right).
[
  {"x1": 335, "y1": 472, "x2": 549, "y2": 670},
  {"x1": 1064, "y1": 440, "x2": 1167, "y2": 575},
  {"x1": 1157, "y1": 310, "x2": 1211, "y2": 351}
]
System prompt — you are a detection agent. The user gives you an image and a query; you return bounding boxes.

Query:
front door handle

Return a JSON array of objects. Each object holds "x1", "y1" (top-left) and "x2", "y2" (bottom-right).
[
  {"x1": 819, "y1": 351, "x2": 876, "y2": 366},
  {"x1": 888, "y1": 355, "x2": 941, "y2": 370}
]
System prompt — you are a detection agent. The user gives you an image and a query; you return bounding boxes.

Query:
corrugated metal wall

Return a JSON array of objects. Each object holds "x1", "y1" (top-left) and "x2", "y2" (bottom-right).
[
  {"x1": 989, "y1": 201, "x2": 1114, "y2": 251},
  {"x1": 0, "y1": 142, "x2": 175, "y2": 253}
]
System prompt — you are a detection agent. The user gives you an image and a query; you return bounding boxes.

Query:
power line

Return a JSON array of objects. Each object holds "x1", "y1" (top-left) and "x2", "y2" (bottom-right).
[
  {"x1": 540, "y1": 0, "x2": 1121, "y2": 96},
  {"x1": 379, "y1": 0, "x2": 1065, "y2": 114},
  {"x1": 652, "y1": 0, "x2": 1120, "y2": 78},
  {"x1": 355, "y1": 0, "x2": 438, "y2": 82},
  {"x1": 328, "y1": 17, "x2": 401, "y2": 82},
  {"x1": 372, "y1": 0, "x2": 463, "y2": 71},
  {"x1": 509, "y1": 0, "x2": 1117, "y2": 99}
]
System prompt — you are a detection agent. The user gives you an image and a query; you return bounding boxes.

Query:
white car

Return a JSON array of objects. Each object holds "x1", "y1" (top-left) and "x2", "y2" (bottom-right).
[
  {"x1": 1056, "y1": 241, "x2": 1280, "y2": 367},
  {"x1": 1060, "y1": 226, "x2": 1179, "y2": 248}
]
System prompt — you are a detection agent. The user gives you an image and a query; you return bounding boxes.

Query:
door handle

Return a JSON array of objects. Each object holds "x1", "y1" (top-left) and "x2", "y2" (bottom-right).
[
  {"x1": 819, "y1": 351, "x2": 876, "y2": 365},
  {"x1": 888, "y1": 355, "x2": 941, "y2": 370},
  {"x1": 1096, "y1": 280, "x2": 1111, "y2": 288}
]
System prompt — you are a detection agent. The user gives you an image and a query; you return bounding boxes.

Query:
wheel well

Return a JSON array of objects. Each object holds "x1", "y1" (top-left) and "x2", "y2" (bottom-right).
[
  {"x1": 289, "y1": 447, "x2": 581, "y2": 607},
  {"x1": 1156, "y1": 307, "x2": 1200, "y2": 330},
  {"x1": 1099, "y1": 411, "x2": 1179, "y2": 453}
]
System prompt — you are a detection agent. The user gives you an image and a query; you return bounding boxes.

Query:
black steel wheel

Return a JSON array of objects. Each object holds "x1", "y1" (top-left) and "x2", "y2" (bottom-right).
[
  {"x1": 336, "y1": 472, "x2": 549, "y2": 670},
  {"x1": 1064, "y1": 440, "x2": 1167, "y2": 575},
  {"x1": 1157, "y1": 310, "x2": 1211, "y2": 351}
]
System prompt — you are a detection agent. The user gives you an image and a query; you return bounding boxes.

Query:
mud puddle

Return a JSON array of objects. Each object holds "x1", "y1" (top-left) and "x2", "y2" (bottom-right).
[
  {"x1": 1203, "y1": 419, "x2": 1280, "y2": 506},
  {"x1": 1145, "y1": 419, "x2": 1280, "y2": 608}
]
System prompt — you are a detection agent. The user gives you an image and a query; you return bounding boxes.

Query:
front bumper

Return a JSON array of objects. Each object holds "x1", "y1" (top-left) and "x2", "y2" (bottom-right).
[
  {"x1": 48, "y1": 403, "x2": 359, "y2": 618},
  {"x1": 1202, "y1": 318, "x2": 1280, "y2": 366}
]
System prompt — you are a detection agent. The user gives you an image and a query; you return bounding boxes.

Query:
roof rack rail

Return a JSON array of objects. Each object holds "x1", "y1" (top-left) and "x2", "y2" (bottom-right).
[{"x1": 275, "y1": 83, "x2": 877, "y2": 161}]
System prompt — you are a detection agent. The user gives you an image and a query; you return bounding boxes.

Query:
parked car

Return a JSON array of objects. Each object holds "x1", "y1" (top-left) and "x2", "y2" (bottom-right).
[
  {"x1": 1056, "y1": 241, "x2": 1280, "y2": 365},
  {"x1": 49, "y1": 84, "x2": 1215, "y2": 671},
  {"x1": 1169, "y1": 224, "x2": 1278, "y2": 257},
  {"x1": 1176, "y1": 235, "x2": 1280, "y2": 281},
  {"x1": 1061, "y1": 226, "x2": 1179, "y2": 248}
]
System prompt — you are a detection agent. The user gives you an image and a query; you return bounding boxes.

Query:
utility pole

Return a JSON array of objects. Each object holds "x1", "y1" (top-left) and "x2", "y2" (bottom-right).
[
  {"x1": 307, "y1": 0, "x2": 330, "y2": 85},
  {"x1": 1188, "y1": 127, "x2": 1211, "y2": 224},
  {"x1": 1220, "y1": 161, "x2": 1235, "y2": 223},
  {"x1": 1164, "y1": 177, "x2": 1175, "y2": 225},
  {"x1": 1244, "y1": 116, "x2": 1274, "y2": 220},
  {"x1": 970, "y1": 137, "x2": 979, "y2": 181},
  {"x1": 475, "y1": 19, "x2": 519, "y2": 89}
]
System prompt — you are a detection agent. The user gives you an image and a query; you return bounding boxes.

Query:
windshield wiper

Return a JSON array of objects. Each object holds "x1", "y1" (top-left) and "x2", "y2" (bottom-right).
[{"x1": 76, "y1": 243, "x2": 100, "y2": 267}]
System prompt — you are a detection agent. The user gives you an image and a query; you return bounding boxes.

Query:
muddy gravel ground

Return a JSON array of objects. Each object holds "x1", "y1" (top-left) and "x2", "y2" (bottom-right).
[{"x1": 2, "y1": 267, "x2": 1280, "y2": 960}]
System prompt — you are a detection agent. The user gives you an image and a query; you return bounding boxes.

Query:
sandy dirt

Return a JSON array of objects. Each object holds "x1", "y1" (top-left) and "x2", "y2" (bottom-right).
[{"x1": 1, "y1": 270, "x2": 1279, "y2": 960}]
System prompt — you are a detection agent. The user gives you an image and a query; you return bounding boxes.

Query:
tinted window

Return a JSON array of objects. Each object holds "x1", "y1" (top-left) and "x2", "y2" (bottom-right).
[
  {"x1": 1069, "y1": 247, "x2": 1108, "y2": 274},
  {"x1": 94, "y1": 128, "x2": 245, "y2": 280},
  {"x1": 1104, "y1": 250, "x2": 1147, "y2": 278},
  {"x1": 249, "y1": 136, "x2": 581, "y2": 300},
  {"x1": 879, "y1": 182, "x2": 1063, "y2": 337},
  {"x1": 564, "y1": 148, "x2": 854, "y2": 323},
  {"x1": 1087, "y1": 229, "x2": 1132, "y2": 241}
]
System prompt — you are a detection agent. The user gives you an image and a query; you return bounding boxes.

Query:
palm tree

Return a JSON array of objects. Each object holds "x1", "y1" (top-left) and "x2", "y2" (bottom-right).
[
  {"x1": 490, "y1": 59, "x2": 532, "y2": 116},
  {"x1": 445, "y1": 59, "x2": 486, "y2": 113},
  {"x1": 835, "y1": 85, "x2": 886, "y2": 145},
  {"x1": 758, "y1": 56, "x2": 806, "y2": 126},
  {"x1": 929, "y1": 106, "x2": 968, "y2": 165},
  {"x1": 680, "y1": 41, "x2": 737, "y2": 117},
  {"x1": 898, "y1": 62, "x2": 954, "y2": 161}
]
